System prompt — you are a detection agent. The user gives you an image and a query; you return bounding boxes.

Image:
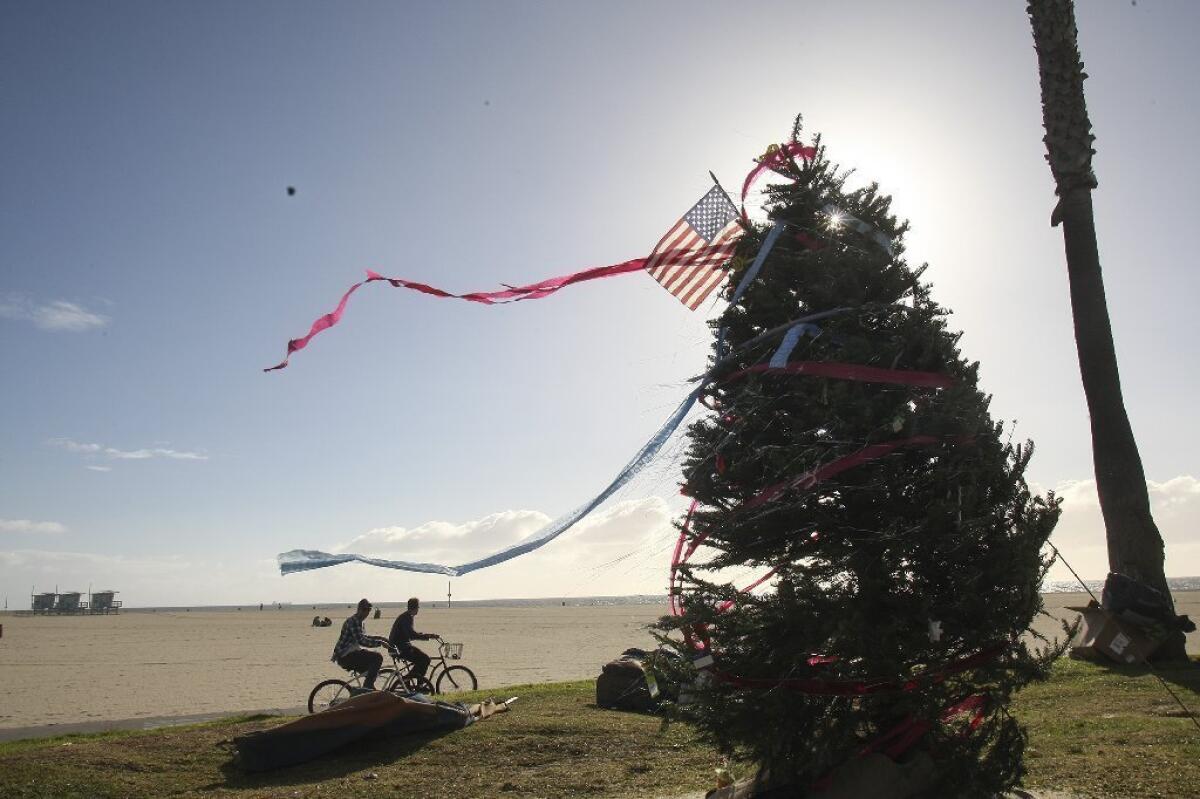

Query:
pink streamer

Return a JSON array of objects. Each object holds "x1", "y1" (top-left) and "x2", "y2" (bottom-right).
[
  {"x1": 669, "y1": 500, "x2": 699, "y2": 619},
  {"x1": 263, "y1": 279, "x2": 372, "y2": 372},
  {"x1": 265, "y1": 258, "x2": 648, "y2": 371},
  {"x1": 715, "y1": 566, "x2": 779, "y2": 613},
  {"x1": 745, "y1": 435, "x2": 971, "y2": 510},
  {"x1": 740, "y1": 141, "x2": 817, "y2": 203}
]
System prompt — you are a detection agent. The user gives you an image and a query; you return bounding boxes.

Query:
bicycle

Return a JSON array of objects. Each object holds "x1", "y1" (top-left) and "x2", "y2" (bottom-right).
[
  {"x1": 419, "y1": 636, "x2": 478, "y2": 696},
  {"x1": 307, "y1": 638, "x2": 477, "y2": 713},
  {"x1": 308, "y1": 646, "x2": 431, "y2": 714}
]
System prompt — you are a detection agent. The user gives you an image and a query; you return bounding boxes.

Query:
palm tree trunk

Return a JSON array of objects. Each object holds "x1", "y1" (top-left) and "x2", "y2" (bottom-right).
[{"x1": 1027, "y1": 0, "x2": 1185, "y2": 659}]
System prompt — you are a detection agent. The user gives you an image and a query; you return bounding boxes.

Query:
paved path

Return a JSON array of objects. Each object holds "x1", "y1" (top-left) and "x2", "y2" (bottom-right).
[{"x1": 0, "y1": 706, "x2": 302, "y2": 743}]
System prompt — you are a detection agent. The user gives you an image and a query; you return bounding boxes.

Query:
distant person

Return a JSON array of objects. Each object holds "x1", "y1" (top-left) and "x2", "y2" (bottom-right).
[
  {"x1": 331, "y1": 598, "x2": 389, "y2": 691},
  {"x1": 388, "y1": 597, "x2": 438, "y2": 682}
]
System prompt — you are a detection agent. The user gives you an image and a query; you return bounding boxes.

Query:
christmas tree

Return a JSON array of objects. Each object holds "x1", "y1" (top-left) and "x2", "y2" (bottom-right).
[{"x1": 660, "y1": 118, "x2": 1066, "y2": 797}]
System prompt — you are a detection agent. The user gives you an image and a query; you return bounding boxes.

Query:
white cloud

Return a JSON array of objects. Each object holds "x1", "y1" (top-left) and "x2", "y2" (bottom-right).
[
  {"x1": 1150, "y1": 475, "x2": 1200, "y2": 508},
  {"x1": 105, "y1": 447, "x2": 207, "y2": 460},
  {"x1": 330, "y1": 480, "x2": 1200, "y2": 601},
  {"x1": 48, "y1": 438, "x2": 207, "y2": 462},
  {"x1": 34, "y1": 300, "x2": 108, "y2": 331},
  {"x1": 0, "y1": 294, "x2": 108, "y2": 331},
  {"x1": 0, "y1": 519, "x2": 68, "y2": 535},
  {"x1": 50, "y1": 438, "x2": 103, "y2": 454},
  {"x1": 337, "y1": 509, "x2": 549, "y2": 561},
  {"x1": 1045, "y1": 475, "x2": 1200, "y2": 581},
  {"x1": 85, "y1": 465, "x2": 112, "y2": 472},
  {"x1": 336, "y1": 499, "x2": 675, "y2": 565},
  {"x1": 304, "y1": 497, "x2": 682, "y2": 601}
]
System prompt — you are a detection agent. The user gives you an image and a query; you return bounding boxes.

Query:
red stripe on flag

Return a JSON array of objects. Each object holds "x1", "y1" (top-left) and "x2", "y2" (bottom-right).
[
  {"x1": 658, "y1": 236, "x2": 711, "y2": 290},
  {"x1": 682, "y1": 268, "x2": 728, "y2": 310},
  {"x1": 651, "y1": 232, "x2": 704, "y2": 284},
  {"x1": 670, "y1": 228, "x2": 741, "y2": 302},
  {"x1": 660, "y1": 225, "x2": 736, "y2": 291}
]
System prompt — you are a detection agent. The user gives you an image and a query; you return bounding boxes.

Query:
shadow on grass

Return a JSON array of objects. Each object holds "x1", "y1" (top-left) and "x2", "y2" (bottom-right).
[
  {"x1": 1133, "y1": 657, "x2": 1200, "y2": 711},
  {"x1": 209, "y1": 726, "x2": 462, "y2": 790},
  {"x1": 1076, "y1": 655, "x2": 1200, "y2": 714}
]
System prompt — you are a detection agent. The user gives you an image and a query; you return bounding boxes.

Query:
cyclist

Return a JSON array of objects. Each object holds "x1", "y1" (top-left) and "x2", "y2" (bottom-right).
[
  {"x1": 331, "y1": 598, "x2": 390, "y2": 692},
  {"x1": 388, "y1": 597, "x2": 439, "y2": 682}
]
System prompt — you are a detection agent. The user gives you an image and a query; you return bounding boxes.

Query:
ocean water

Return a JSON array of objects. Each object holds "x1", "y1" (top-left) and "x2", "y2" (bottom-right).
[
  {"x1": 130, "y1": 594, "x2": 672, "y2": 613},
  {"x1": 131, "y1": 580, "x2": 1200, "y2": 614},
  {"x1": 1042, "y1": 576, "x2": 1200, "y2": 594}
]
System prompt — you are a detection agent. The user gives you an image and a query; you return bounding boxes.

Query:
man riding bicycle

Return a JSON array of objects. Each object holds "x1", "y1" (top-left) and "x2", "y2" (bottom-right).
[
  {"x1": 388, "y1": 597, "x2": 439, "y2": 682},
  {"x1": 331, "y1": 598, "x2": 390, "y2": 692}
]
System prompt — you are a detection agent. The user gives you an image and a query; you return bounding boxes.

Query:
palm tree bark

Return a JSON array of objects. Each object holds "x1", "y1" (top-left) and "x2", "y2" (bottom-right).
[{"x1": 1027, "y1": 0, "x2": 1185, "y2": 659}]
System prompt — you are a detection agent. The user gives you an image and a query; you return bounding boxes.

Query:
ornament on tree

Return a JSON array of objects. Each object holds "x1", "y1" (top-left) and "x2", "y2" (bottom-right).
[{"x1": 659, "y1": 116, "x2": 1065, "y2": 798}]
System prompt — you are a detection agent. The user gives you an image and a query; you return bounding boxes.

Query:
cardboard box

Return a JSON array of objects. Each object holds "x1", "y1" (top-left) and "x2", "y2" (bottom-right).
[{"x1": 1067, "y1": 605, "x2": 1163, "y2": 664}]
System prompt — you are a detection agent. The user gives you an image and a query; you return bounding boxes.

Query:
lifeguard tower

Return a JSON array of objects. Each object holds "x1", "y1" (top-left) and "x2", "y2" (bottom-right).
[
  {"x1": 90, "y1": 590, "x2": 121, "y2": 614},
  {"x1": 57, "y1": 591, "x2": 87, "y2": 614},
  {"x1": 31, "y1": 592, "x2": 56, "y2": 613}
]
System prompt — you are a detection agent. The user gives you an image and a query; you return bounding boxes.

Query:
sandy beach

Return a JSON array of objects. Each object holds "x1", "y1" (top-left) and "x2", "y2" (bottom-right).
[
  {"x1": 0, "y1": 602, "x2": 666, "y2": 732},
  {"x1": 1, "y1": 592, "x2": 1195, "y2": 736}
]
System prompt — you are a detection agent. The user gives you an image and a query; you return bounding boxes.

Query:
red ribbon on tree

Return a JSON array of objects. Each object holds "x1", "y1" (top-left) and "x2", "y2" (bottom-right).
[{"x1": 741, "y1": 141, "x2": 817, "y2": 203}]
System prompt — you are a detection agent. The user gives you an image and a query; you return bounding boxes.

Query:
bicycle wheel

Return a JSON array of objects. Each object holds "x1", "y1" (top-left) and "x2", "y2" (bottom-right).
[
  {"x1": 435, "y1": 665, "x2": 477, "y2": 695},
  {"x1": 308, "y1": 679, "x2": 353, "y2": 713},
  {"x1": 410, "y1": 676, "x2": 435, "y2": 695}
]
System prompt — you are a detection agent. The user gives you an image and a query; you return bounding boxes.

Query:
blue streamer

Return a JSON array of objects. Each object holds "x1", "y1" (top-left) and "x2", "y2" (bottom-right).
[
  {"x1": 279, "y1": 385, "x2": 703, "y2": 577},
  {"x1": 728, "y1": 221, "x2": 784, "y2": 307},
  {"x1": 768, "y1": 323, "x2": 821, "y2": 368}
]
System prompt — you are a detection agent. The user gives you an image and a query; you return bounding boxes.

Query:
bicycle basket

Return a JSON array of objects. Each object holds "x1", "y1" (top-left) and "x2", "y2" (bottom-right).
[{"x1": 443, "y1": 642, "x2": 464, "y2": 660}]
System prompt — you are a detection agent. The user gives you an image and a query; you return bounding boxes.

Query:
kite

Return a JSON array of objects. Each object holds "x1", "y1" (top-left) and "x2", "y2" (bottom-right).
[
  {"x1": 265, "y1": 182, "x2": 743, "y2": 371},
  {"x1": 274, "y1": 207, "x2": 793, "y2": 578}
]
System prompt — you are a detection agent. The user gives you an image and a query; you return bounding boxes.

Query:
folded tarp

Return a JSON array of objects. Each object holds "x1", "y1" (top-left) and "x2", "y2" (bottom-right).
[{"x1": 234, "y1": 691, "x2": 499, "y2": 772}]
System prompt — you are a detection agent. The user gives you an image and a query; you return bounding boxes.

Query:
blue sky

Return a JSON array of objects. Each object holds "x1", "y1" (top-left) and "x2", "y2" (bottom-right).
[{"x1": 2, "y1": 1, "x2": 1198, "y2": 607}]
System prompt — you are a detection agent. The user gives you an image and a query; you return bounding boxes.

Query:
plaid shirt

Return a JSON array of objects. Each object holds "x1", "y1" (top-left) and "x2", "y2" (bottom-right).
[{"x1": 331, "y1": 614, "x2": 383, "y2": 661}]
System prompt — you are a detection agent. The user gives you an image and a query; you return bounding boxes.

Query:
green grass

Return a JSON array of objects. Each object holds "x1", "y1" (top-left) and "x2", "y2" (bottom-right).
[
  {"x1": 0, "y1": 682, "x2": 717, "y2": 799},
  {"x1": 1013, "y1": 657, "x2": 1200, "y2": 798},
  {"x1": 1, "y1": 661, "x2": 1197, "y2": 798}
]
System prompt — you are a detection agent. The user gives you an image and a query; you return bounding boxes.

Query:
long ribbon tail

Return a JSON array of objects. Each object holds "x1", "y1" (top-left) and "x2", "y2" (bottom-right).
[
  {"x1": 277, "y1": 550, "x2": 459, "y2": 576},
  {"x1": 278, "y1": 384, "x2": 703, "y2": 578},
  {"x1": 265, "y1": 259, "x2": 648, "y2": 371},
  {"x1": 264, "y1": 279, "x2": 370, "y2": 371}
]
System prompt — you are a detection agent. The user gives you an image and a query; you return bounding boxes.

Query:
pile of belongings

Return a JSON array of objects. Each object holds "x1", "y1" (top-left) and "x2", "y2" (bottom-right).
[
  {"x1": 1070, "y1": 572, "x2": 1195, "y2": 664},
  {"x1": 1102, "y1": 572, "x2": 1195, "y2": 636},
  {"x1": 595, "y1": 647, "x2": 679, "y2": 712},
  {"x1": 234, "y1": 691, "x2": 510, "y2": 771}
]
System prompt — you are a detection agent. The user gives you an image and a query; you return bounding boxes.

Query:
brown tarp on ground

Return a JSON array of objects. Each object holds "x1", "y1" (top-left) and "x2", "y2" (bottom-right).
[{"x1": 234, "y1": 691, "x2": 509, "y2": 772}]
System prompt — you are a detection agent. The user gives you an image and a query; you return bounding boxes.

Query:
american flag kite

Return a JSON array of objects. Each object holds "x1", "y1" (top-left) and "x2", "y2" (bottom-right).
[
  {"x1": 266, "y1": 179, "x2": 750, "y2": 370},
  {"x1": 645, "y1": 184, "x2": 744, "y2": 310}
]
